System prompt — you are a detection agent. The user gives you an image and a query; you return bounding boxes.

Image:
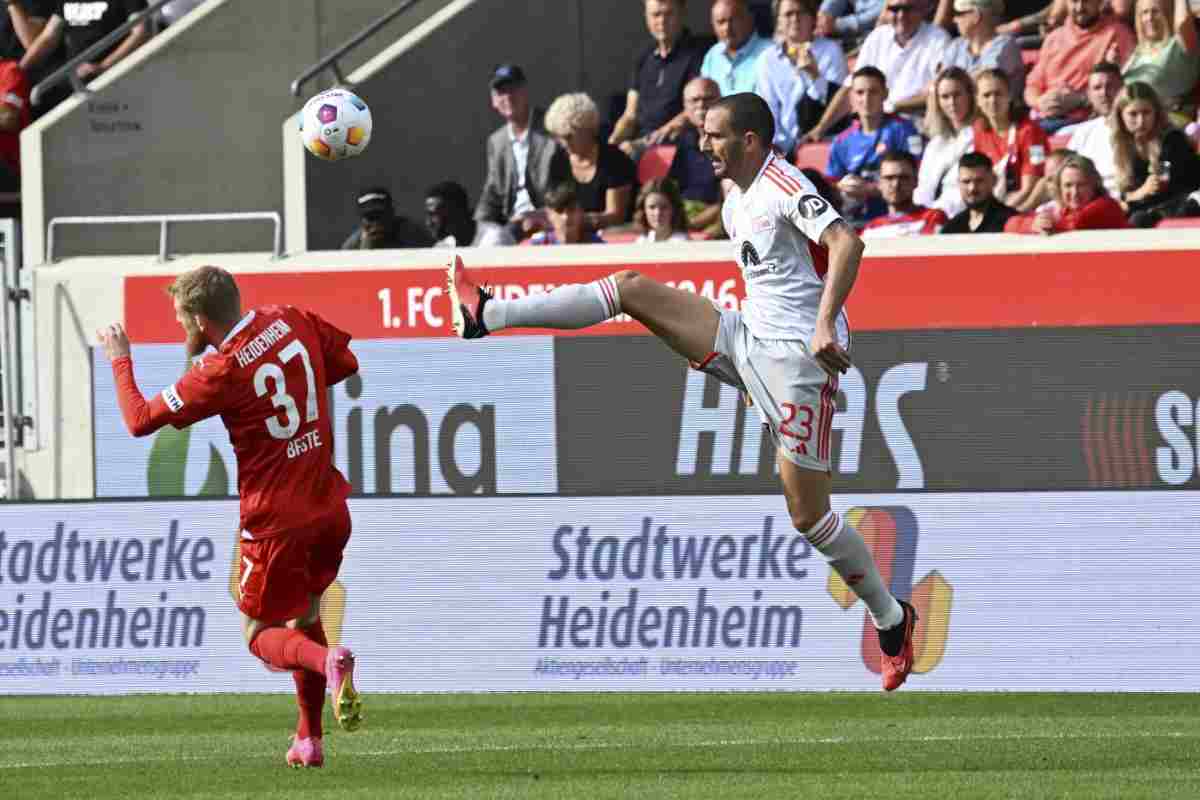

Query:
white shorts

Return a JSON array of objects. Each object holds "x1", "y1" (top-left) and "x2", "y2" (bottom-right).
[{"x1": 693, "y1": 306, "x2": 839, "y2": 472}]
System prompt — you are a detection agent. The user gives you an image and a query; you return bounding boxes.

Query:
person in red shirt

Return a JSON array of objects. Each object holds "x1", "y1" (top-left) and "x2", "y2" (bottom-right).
[
  {"x1": 1005, "y1": 153, "x2": 1130, "y2": 233},
  {"x1": 0, "y1": 60, "x2": 28, "y2": 190},
  {"x1": 96, "y1": 265, "x2": 362, "y2": 769},
  {"x1": 974, "y1": 68, "x2": 1050, "y2": 212},
  {"x1": 860, "y1": 150, "x2": 948, "y2": 237}
]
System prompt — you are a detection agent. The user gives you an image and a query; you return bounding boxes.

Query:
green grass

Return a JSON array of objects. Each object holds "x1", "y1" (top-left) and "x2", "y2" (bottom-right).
[{"x1": 3, "y1": 693, "x2": 1200, "y2": 799}]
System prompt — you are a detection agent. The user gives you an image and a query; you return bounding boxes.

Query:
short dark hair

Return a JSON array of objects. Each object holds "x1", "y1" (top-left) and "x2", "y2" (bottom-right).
[
  {"x1": 1090, "y1": 61, "x2": 1122, "y2": 79},
  {"x1": 710, "y1": 92, "x2": 775, "y2": 150},
  {"x1": 958, "y1": 151, "x2": 993, "y2": 171},
  {"x1": 851, "y1": 66, "x2": 887, "y2": 90},
  {"x1": 773, "y1": 0, "x2": 818, "y2": 18},
  {"x1": 425, "y1": 181, "x2": 471, "y2": 212},
  {"x1": 880, "y1": 149, "x2": 917, "y2": 173},
  {"x1": 544, "y1": 182, "x2": 580, "y2": 212}
]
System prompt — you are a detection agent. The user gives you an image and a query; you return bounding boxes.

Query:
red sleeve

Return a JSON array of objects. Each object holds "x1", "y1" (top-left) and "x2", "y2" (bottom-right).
[
  {"x1": 300, "y1": 309, "x2": 357, "y2": 385},
  {"x1": 923, "y1": 210, "x2": 948, "y2": 234},
  {"x1": 1004, "y1": 213, "x2": 1038, "y2": 234},
  {"x1": 1058, "y1": 196, "x2": 1130, "y2": 231},
  {"x1": 0, "y1": 63, "x2": 29, "y2": 115},
  {"x1": 111, "y1": 354, "x2": 227, "y2": 437}
]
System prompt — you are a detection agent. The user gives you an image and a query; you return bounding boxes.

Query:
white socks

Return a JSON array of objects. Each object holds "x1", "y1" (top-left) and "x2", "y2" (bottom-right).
[
  {"x1": 482, "y1": 276, "x2": 621, "y2": 332},
  {"x1": 806, "y1": 510, "x2": 904, "y2": 630}
]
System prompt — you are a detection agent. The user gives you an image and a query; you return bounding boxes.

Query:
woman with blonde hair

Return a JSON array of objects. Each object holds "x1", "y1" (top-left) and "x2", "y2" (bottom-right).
[
  {"x1": 972, "y1": 68, "x2": 1049, "y2": 211},
  {"x1": 1110, "y1": 80, "x2": 1200, "y2": 225},
  {"x1": 915, "y1": 67, "x2": 977, "y2": 216},
  {"x1": 1114, "y1": 0, "x2": 1199, "y2": 127},
  {"x1": 634, "y1": 179, "x2": 690, "y2": 243},
  {"x1": 1005, "y1": 153, "x2": 1130, "y2": 233},
  {"x1": 544, "y1": 92, "x2": 636, "y2": 231}
]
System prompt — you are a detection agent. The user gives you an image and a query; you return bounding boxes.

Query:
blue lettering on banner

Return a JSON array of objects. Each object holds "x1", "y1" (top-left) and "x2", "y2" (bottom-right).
[{"x1": 539, "y1": 516, "x2": 811, "y2": 651}]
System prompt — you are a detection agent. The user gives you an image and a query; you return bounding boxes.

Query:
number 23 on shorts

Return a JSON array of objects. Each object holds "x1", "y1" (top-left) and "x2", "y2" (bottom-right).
[{"x1": 780, "y1": 402, "x2": 814, "y2": 455}]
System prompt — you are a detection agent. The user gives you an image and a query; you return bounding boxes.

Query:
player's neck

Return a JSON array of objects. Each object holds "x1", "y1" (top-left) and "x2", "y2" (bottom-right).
[{"x1": 735, "y1": 151, "x2": 770, "y2": 192}]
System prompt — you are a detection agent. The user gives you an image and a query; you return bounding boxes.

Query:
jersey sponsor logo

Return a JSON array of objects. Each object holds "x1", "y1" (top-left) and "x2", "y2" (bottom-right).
[
  {"x1": 161, "y1": 384, "x2": 184, "y2": 413},
  {"x1": 63, "y1": 2, "x2": 109, "y2": 25},
  {"x1": 797, "y1": 194, "x2": 829, "y2": 220},
  {"x1": 233, "y1": 319, "x2": 293, "y2": 368},
  {"x1": 740, "y1": 241, "x2": 761, "y2": 268}
]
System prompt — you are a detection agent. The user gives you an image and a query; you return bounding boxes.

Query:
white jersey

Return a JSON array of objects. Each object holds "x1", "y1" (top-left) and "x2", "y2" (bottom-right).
[{"x1": 721, "y1": 153, "x2": 850, "y2": 347}]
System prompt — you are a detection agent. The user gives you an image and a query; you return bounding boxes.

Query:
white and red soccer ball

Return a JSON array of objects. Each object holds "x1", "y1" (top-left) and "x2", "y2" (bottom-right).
[{"x1": 299, "y1": 89, "x2": 372, "y2": 162}]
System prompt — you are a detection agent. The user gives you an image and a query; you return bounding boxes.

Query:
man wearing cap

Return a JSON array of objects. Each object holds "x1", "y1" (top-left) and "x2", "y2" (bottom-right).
[
  {"x1": 341, "y1": 187, "x2": 434, "y2": 250},
  {"x1": 609, "y1": 0, "x2": 707, "y2": 158},
  {"x1": 935, "y1": 0, "x2": 1024, "y2": 100},
  {"x1": 476, "y1": 63, "x2": 569, "y2": 238}
]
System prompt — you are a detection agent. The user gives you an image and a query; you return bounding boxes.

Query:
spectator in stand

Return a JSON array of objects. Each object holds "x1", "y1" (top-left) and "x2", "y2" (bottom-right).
[
  {"x1": 756, "y1": 0, "x2": 848, "y2": 154},
  {"x1": 20, "y1": 0, "x2": 148, "y2": 85},
  {"x1": 669, "y1": 76, "x2": 726, "y2": 235},
  {"x1": 1059, "y1": 63, "x2": 1123, "y2": 194},
  {"x1": 861, "y1": 150, "x2": 949, "y2": 236},
  {"x1": 2, "y1": 3, "x2": 63, "y2": 113},
  {"x1": 1110, "y1": 81, "x2": 1200, "y2": 225},
  {"x1": 545, "y1": 92, "x2": 637, "y2": 232},
  {"x1": 1116, "y1": 0, "x2": 1199, "y2": 128},
  {"x1": 815, "y1": 0, "x2": 885, "y2": 48},
  {"x1": 342, "y1": 187, "x2": 435, "y2": 250},
  {"x1": 827, "y1": 66, "x2": 924, "y2": 225},
  {"x1": 974, "y1": 68, "x2": 1050, "y2": 210},
  {"x1": 806, "y1": 0, "x2": 949, "y2": 141},
  {"x1": 610, "y1": 0, "x2": 707, "y2": 159},
  {"x1": 1005, "y1": 153, "x2": 1130, "y2": 232},
  {"x1": 476, "y1": 64, "x2": 569, "y2": 239},
  {"x1": 528, "y1": 182, "x2": 605, "y2": 245},
  {"x1": 942, "y1": 151, "x2": 1019, "y2": 231},
  {"x1": 916, "y1": 67, "x2": 978, "y2": 217},
  {"x1": 702, "y1": 0, "x2": 773, "y2": 96},
  {"x1": 1023, "y1": 0, "x2": 1135, "y2": 132},
  {"x1": 634, "y1": 178, "x2": 692, "y2": 242},
  {"x1": 426, "y1": 181, "x2": 515, "y2": 248},
  {"x1": 1015, "y1": 145, "x2": 1073, "y2": 212},
  {"x1": 935, "y1": 0, "x2": 1025, "y2": 100},
  {"x1": 0, "y1": 56, "x2": 29, "y2": 192}
]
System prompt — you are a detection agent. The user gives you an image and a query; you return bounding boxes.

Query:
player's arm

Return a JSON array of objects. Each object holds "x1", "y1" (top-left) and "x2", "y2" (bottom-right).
[
  {"x1": 301, "y1": 309, "x2": 358, "y2": 385},
  {"x1": 812, "y1": 220, "x2": 861, "y2": 375}
]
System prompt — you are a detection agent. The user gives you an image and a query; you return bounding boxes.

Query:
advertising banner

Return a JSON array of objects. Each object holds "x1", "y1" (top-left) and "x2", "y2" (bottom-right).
[{"x1": 1, "y1": 492, "x2": 1198, "y2": 694}]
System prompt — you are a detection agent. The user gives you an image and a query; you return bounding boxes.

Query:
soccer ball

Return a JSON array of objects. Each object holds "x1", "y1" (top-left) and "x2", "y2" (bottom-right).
[{"x1": 299, "y1": 89, "x2": 372, "y2": 161}]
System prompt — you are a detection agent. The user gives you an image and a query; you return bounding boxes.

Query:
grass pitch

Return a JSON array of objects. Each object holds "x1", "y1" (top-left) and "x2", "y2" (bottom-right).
[{"x1": 2, "y1": 692, "x2": 1199, "y2": 799}]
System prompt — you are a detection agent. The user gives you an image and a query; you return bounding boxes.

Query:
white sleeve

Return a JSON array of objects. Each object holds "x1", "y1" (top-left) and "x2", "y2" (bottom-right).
[{"x1": 779, "y1": 184, "x2": 843, "y2": 243}]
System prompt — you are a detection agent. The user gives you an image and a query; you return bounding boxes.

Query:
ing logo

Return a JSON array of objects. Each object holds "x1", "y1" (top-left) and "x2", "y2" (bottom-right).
[
  {"x1": 228, "y1": 539, "x2": 347, "y2": 646},
  {"x1": 826, "y1": 507, "x2": 952, "y2": 676}
]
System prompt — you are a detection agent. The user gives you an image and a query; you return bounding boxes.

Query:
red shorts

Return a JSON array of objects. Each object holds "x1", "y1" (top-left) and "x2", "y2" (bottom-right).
[{"x1": 236, "y1": 503, "x2": 351, "y2": 623}]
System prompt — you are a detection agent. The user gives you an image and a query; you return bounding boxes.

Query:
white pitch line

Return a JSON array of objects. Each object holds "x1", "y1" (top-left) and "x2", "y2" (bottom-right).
[{"x1": 0, "y1": 730, "x2": 1192, "y2": 771}]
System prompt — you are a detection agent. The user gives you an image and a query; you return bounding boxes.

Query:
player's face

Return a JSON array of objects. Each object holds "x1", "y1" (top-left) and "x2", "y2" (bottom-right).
[
  {"x1": 779, "y1": 0, "x2": 815, "y2": 42},
  {"x1": 878, "y1": 161, "x2": 916, "y2": 206},
  {"x1": 645, "y1": 0, "x2": 683, "y2": 43},
  {"x1": 1120, "y1": 98, "x2": 1157, "y2": 141},
  {"x1": 1059, "y1": 166, "x2": 1097, "y2": 209},
  {"x1": 850, "y1": 76, "x2": 885, "y2": 119},
  {"x1": 937, "y1": 78, "x2": 971, "y2": 126},
  {"x1": 958, "y1": 165, "x2": 996, "y2": 209},
  {"x1": 1087, "y1": 72, "x2": 1121, "y2": 116},
  {"x1": 644, "y1": 192, "x2": 674, "y2": 232},
  {"x1": 976, "y1": 75, "x2": 1010, "y2": 123},
  {"x1": 424, "y1": 196, "x2": 451, "y2": 239},
  {"x1": 700, "y1": 106, "x2": 741, "y2": 179}
]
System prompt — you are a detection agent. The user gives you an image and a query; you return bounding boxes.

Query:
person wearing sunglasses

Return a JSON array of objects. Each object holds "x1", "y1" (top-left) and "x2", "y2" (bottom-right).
[{"x1": 805, "y1": 0, "x2": 948, "y2": 142}]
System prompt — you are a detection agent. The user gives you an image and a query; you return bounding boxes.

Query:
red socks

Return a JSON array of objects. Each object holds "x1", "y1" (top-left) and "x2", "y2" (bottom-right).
[
  {"x1": 293, "y1": 620, "x2": 328, "y2": 740},
  {"x1": 249, "y1": 625, "x2": 327, "y2": 675}
]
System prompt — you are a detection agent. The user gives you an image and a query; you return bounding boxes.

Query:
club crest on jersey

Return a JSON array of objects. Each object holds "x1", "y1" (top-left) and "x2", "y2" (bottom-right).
[{"x1": 797, "y1": 194, "x2": 829, "y2": 219}]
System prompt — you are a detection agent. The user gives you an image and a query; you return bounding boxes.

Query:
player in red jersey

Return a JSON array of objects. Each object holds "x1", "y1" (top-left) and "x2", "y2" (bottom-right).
[{"x1": 96, "y1": 266, "x2": 362, "y2": 768}]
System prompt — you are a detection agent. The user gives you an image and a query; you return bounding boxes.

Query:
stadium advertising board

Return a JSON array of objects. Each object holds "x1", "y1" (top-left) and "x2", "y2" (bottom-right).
[{"x1": 1, "y1": 492, "x2": 1197, "y2": 694}]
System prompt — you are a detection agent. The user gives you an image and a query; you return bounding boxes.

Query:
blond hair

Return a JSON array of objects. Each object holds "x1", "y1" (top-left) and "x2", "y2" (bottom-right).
[
  {"x1": 1110, "y1": 81, "x2": 1169, "y2": 192},
  {"x1": 544, "y1": 92, "x2": 600, "y2": 138},
  {"x1": 1051, "y1": 153, "x2": 1108, "y2": 206},
  {"x1": 166, "y1": 265, "x2": 241, "y2": 323},
  {"x1": 925, "y1": 67, "x2": 976, "y2": 139}
]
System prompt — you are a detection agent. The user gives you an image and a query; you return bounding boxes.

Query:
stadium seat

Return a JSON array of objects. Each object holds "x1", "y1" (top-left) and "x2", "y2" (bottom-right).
[
  {"x1": 637, "y1": 145, "x2": 677, "y2": 185},
  {"x1": 1155, "y1": 217, "x2": 1200, "y2": 228},
  {"x1": 601, "y1": 229, "x2": 639, "y2": 243},
  {"x1": 794, "y1": 141, "x2": 832, "y2": 173}
]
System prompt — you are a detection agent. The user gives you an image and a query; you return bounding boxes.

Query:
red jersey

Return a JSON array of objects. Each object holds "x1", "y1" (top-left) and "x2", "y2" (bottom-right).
[
  {"x1": 112, "y1": 305, "x2": 358, "y2": 539},
  {"x1": 0, "y1": 61, "x2": 29, "y2": 173},
  {"x1": 860, "y1": 207, "x2": 947, "y2": 238},
  {"x1": 973, "y1": 118, "x2": 1049, "y2": 193}
]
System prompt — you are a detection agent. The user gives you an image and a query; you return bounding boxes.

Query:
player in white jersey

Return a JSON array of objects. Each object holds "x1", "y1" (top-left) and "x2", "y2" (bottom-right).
[{"x1": 446, "y1": 93, "x2": 918, "y2": 691}]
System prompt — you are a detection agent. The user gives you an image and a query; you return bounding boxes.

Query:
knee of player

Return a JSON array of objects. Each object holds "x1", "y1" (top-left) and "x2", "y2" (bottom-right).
[
  {"x1": 611, "y1": 269, "x2": 641, "y2": 295},
  {"x1": 788, "y1": 508, "x2": 827, "y2": 535}
]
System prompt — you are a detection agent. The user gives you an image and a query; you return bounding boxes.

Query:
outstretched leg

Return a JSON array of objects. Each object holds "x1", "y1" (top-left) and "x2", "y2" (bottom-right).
[
  {"x1": 446, "y1": 254, "x2": 720, "y2": 363},
  {"x1": 778, "y1": 457, "x2": 917, "y2": 690}
]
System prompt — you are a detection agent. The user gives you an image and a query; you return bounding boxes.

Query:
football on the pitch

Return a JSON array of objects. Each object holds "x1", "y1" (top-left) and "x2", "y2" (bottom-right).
[{"x1": 299, "y1": 89, "x2": 372, "y2": 161}]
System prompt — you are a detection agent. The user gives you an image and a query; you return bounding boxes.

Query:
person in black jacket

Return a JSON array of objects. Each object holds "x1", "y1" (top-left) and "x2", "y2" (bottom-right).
[
  {"x1": 1111, "y1": 81, "x2": 1200, "y2": 227},
  {"x1": 941, "y1": 152, "x2": 1018, "y2": 233}
]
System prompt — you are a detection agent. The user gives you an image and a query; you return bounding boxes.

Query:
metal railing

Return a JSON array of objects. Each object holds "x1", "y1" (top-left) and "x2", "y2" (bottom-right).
[
  {"x1": 289, "y1": 0, "x2": 421, "y2": 97},
  {"x1": 46, "y1": 212, "x2": 283, "y2": 263},
  {"x1": 31, "y1": 0, "x2": 172, "y2": 106}
]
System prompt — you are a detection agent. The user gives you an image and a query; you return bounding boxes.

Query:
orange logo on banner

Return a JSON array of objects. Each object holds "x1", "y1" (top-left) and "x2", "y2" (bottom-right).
[{"x1": 826, "y1": 507, "x2": 952, "y2": 675}]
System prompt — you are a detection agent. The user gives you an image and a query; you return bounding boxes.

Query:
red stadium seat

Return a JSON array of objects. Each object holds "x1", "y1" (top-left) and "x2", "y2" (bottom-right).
[
  {"x1": 794, "y1": 141, "x2": 832, "y2": 173},
  {"x1": 637, "y1": 145, "x2": 677, "y2": 184},
  {"x1": 601, "y1": 229, "x2": 639, "y2": 243},
  {"x1": 1155, "y1": 217, "x2": 1200, "y2": 228}
]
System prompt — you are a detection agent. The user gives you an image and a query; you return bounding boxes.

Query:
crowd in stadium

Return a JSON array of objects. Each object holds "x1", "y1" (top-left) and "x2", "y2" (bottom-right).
[{"x1": 343, "y1": 0, "x2": 1200, "y2": 249}]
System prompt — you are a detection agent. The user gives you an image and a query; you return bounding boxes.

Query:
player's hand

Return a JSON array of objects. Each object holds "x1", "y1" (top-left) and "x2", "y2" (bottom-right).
[
  {"x1": 97, "y1": 323, "x2": 130, "y2": 361},
  {"x1": 810, "y1": 323, "x2": 851, "y2": 376}
]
